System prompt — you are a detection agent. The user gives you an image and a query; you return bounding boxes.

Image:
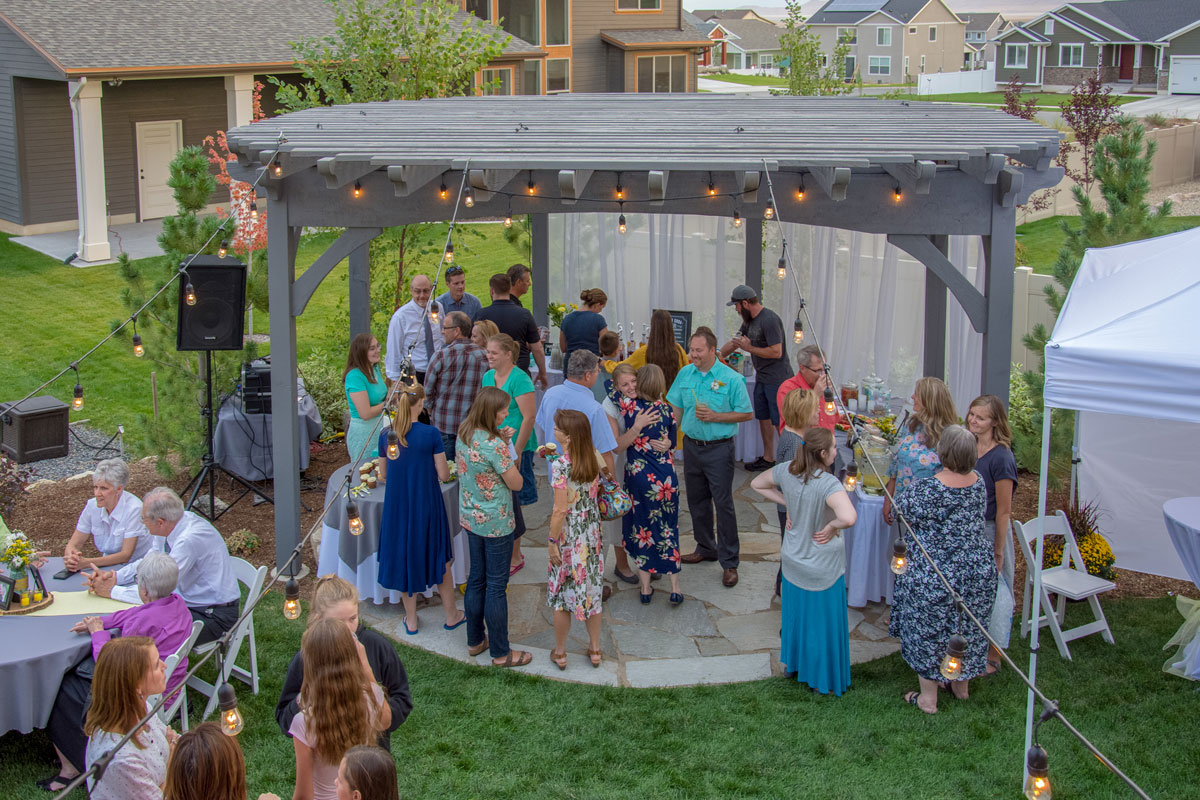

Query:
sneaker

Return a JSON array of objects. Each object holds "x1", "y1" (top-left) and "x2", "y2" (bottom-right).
[{"x1": 744, "y1": 457, "x2": 775, "y2": 473}]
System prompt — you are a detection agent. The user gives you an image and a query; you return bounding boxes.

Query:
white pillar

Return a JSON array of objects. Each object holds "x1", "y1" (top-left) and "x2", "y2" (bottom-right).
[
  {"x1": 225, "y1": 74, "x2": 254, "y2": 129},
  {"x1": 69, "y1": 78, "x2": 110, "y2": 262}
]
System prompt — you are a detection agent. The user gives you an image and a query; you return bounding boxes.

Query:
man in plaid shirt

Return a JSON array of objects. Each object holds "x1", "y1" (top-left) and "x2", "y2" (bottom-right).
[{"x1": 425, "y1": 311, "x2": 488, "y2": 459}]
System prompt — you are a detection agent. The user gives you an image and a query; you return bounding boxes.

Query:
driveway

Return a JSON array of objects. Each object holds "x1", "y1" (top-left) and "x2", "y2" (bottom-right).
[{"x1": 1122, "y1": 94, "x2": 1200, "y2": 120}]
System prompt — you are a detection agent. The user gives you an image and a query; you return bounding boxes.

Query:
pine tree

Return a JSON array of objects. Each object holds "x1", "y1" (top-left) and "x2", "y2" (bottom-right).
[{"x1": 117, "y1": 146, "x2": 256, "y2": 475}]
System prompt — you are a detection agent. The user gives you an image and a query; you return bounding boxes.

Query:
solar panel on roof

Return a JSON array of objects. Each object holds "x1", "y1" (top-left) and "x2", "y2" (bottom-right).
[{"x1": 823, "y1": 0, "x2": 888, "y2": 12}]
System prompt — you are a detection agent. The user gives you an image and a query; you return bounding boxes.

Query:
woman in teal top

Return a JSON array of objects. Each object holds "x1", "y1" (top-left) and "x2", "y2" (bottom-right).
[
  {"x1": 482, "y1": 333, "x2": 538, "y2": 575},
  {"x1": 343, "y1": 333, "x2": 388, "y2": 466}
]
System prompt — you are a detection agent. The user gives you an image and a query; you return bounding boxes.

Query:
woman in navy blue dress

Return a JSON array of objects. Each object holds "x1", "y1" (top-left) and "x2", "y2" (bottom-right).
[
  {"x1": 377, "y1": 383, "x2": 465, "y2": 635},
  {"x1": 615, "y1": 364, "x2": 683, "y2": 605}
]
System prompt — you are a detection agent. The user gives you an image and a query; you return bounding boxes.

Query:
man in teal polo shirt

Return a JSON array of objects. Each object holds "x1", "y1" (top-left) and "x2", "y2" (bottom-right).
[{"x1": 666, "y1": 326, "x2": 753, "y2": 587}]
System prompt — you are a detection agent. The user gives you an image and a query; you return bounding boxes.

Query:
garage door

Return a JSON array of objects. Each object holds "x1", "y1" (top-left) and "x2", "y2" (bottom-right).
[{"x1": 1170, "y1": 56, "x2": 1200, "y2": 95}]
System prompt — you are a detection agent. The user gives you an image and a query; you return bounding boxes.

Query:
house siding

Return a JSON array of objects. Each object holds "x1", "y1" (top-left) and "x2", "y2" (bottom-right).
[
  {"x1": 996, "y1": 39, "x2": 1042, "y2": 85},
  {"x1": 0, "y1": 22, "x2": 63, "y2": 225},
  {"x1": 14, "y1": 77, "x2": 76, "y2": 226},
  {"x1": 906, "y1": 1, "x2": 967, "y2": 78},
  {"x1": 1035, "y1": 20, "x2": 1102, "y2": 86},
  {"x1": 571, "y1": 0, "x2": 691, "y2": 93}
]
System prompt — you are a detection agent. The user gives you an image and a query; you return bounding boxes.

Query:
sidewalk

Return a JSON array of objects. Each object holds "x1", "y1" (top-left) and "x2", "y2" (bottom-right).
[{"x1": 12, "y1": 220, "x2": 166, "y2": 266}]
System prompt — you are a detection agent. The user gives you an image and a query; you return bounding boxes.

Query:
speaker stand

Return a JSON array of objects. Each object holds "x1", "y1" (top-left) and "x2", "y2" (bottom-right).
[{"x1": 183, "y1": 351, "x2": 274, "y2": 521}]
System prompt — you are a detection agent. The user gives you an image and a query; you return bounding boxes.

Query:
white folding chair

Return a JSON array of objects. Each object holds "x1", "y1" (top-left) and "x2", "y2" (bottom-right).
[
  {"x1": 152, "y1": 620, "x2": 203, "y2": 731},
  {"x1": 1016, "y1": 511, "x2": 1116, "y2": 660},
  {"x1": 186, "y1": 558, "x2": 268, "y2": 720}
]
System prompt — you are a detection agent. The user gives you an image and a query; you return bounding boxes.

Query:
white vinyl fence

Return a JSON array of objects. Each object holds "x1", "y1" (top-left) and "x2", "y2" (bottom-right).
[{"x1": 916, "y1": 69, "x2": 997, "y2": 96}]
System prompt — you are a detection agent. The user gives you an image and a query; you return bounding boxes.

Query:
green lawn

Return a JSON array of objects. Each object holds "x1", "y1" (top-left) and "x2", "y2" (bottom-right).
[
  {"x1": 700, "y1": 73, "x2": 788, "y2": 87},
  {"x1": 0, "y1": 595, "x2": 1192, "y2": 799},
  {"x1": 0, "y1": 224, "x2": 523, "y2": 437},
  {"x1": 1016, "y1": 215, "x2": 1200, "y2": 274},
  {"x1": 905, "y1": 91, "x2": 1141, "y2": 107}
]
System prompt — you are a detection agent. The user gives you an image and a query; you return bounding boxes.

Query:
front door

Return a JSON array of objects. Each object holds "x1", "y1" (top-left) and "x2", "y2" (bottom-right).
[
  {"x1": 1118, "y1": 45, "x2": 1135, "y2": 80},
  {"x1": 135, "y1": 120, "x2": 183, "y2": 220}
]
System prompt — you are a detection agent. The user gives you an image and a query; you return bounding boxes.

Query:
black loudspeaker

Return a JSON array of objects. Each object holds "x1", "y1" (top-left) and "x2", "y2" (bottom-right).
[{"x1": 176, "y1": 256, "x2": 247, "y2": 351}]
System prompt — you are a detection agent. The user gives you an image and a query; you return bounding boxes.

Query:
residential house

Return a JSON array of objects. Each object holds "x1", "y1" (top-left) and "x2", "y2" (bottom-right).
[
  {"x1": 702, "y1": 18, "x2": 786, "y2": 70},
  {"x1": 692, "y1": 8, "x2": 778, "y2": 24},
  {"x1": 806, "y1": 0, "x2": 968, "y2": 84},
  {"x1": 963, "y1": 13, "x2": 1011, "y2": 70},
  {"x1": 992, "y1": 0, "x2": 1200, "y2": 94}
]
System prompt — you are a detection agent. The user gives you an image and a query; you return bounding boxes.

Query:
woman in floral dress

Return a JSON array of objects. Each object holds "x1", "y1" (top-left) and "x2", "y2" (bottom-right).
[
  {"x1": 546, "y1": 409, "x2": 605, "y2": 669},
  {"x1": 882, "y1": 376, "x2": 958, "y2": 527},
  {"x1": 615, "y1": 365, "x2": 682, "y2": 605}
]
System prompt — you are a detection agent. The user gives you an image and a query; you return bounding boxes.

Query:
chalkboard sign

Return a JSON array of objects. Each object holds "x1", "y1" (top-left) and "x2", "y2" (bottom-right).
[{"x1": 665, "y1": 310, "x2": 692, "y2": 348}]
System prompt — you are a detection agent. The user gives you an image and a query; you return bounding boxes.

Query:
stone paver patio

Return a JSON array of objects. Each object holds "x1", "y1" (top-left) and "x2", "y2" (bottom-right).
[{"x1": 360, "y1": 465, "x2": 898, "y2": 688}]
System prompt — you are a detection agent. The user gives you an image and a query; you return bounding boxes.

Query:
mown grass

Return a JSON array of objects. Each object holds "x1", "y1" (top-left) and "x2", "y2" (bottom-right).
[
  {"x1": 1016, "y1": 215, "x2": 1200, "y2": 274},
  {"x1": 700, "y1": 73, "x2": 789, "y2": 87},
  {"x1": 905, "y1": 91, "x2": 1140, "y2": 107},
  {"x1": 0, "y1": 595, "x2": 1193, "y2": 799}
]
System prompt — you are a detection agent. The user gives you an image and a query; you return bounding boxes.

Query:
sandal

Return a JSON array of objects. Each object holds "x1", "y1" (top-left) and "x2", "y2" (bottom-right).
[
  {"x1": 614, "y1": 569, "x2": 639, "y2": 585},
  {"x1": 588, "y1": 647, "x2": 603, "y2": 668},
  {"x1": 984, "y1": 659, "x2": 1003, "y2": 676},
  {"x1": 509, "y1": 557, "x2": 525, "y2": 577},
  {"x1": 903, "y1": 691, "x2": 936, "y2": 714},
  {"x1": 549, "y1": 649, "x2": 568, "y2": 671},
  {"x1": 443, "y1": 615, "x2": 466, "y2": 631},
  {"x1": 36, "y1": 774, "x2": 75, "y2": 792},
  {"x1": 467, "y1": 637, "x2": 489, "y2": 657},
  {"x1": 403, "y1": 620, "x2": 418, "y2": 636},
  {"x1": 492, "y1": 650, "x2": 532, "y2": 668}
]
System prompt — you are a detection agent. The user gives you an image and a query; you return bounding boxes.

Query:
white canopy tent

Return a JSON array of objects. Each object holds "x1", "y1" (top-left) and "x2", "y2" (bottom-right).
[{"x1": 1026, "y1": 224, "x2": 1200, "y2": 767}]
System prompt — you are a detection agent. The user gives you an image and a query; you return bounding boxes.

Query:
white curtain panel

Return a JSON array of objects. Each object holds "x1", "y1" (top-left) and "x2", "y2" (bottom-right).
[{"x1": 549, "y1": 213, "x2": 985, "y2": 416}]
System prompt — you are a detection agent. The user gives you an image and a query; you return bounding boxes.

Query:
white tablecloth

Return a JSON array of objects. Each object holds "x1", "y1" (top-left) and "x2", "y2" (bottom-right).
[
  {"x1": 845, "y1": 489, "x2": 894, "y2": 608},
  {"x1": 1163, "y1": 497, "x2": 1200, "y2": 680},
  {"x1": 734, "y1": 373, "x2": 763, "y2": 464}
]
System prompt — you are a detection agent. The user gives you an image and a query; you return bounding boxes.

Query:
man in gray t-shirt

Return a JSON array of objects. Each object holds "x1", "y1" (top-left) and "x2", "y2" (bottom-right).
[{"x1": 720, "y1": 285, "x2": 795, "y2": 472}]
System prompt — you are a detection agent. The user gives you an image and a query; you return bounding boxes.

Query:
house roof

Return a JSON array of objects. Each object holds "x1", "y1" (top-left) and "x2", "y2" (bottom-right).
[
  {"x1": 600, "y1": 26, "x2": 712, "y2": 50},
  {"x1": 683, "y1": 11, "x2": 719, "y2": 36},
  {"x1": 692, "y1": 9, "x2": 774, "y2": 23},
  {"x1": 995, "y1": 25, "x2": 1050, "y2": 44},
  {"x1": 1066, "y1": 0, "x2": 1200, "y2": 42},
  {"x1": 963, "y1": 13, "x2": 1004, "y2": 32},
  {"x1": 711, "y1": 19, "x2": 784, "y2": 53},
  {"x1": 0, "y1": 0, "x2": 540, "y2": 78},
  {"x1": 807, "y1": 0, "x2": 929, "y2": 26}
]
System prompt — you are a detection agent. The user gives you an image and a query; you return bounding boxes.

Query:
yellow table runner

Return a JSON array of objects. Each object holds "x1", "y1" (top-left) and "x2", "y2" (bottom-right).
[{"x1": 27, "y1": 591, "x2": 134, "y2": 617}]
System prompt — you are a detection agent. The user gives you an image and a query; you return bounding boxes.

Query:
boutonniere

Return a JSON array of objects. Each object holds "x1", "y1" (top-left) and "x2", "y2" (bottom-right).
[{"x1": 710, "y1": 380, "x2": 725, "y2": 392}]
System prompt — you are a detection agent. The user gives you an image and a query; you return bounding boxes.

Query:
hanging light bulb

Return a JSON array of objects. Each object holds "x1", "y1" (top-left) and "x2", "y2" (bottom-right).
[
  {"x1": 347, "y1": 499, "x2": 363, "y2": 536},
  {"x1": 185, "y1": 280, "x2": 197, "y2": 306},
  {"x1": 439, "y1": 183, "x2": 448, "y2": 200},
  {"x1": 429, "y1": 306, "x2": 439, "y2": 325},
  {"x1": 72, "y1": 381, "x2": 84, "y2": 411},
  {"x1": 615, "y1": 184, "x2": 625, "y2": 200},
  {"x1": 708, "y1": 181, "x2": 717, "y2": 196},
  {"x1": 271, "y1": 159, "x2": 282, "y2": 177},
  {"x1": 893, "y1": 185, "x2": 902, "y2": 202},
  {"x1": 1024, "y1": 745, "x2": 1052, "y2": 799},
  {"x1": 939, "y1": 633, "x2": 967, "y2": 680},
  {"x1": 132, "y1": 332, "x2": 145, "y2": 358},
  {"x1": 249, "y1": 201, "x2": 258, "y2": 220},
  {"x1": 823, "y1": 387, "x2": 836, "y2": 416},
  {"x1": 843, "y1": 463, "x2": 858, "y2": 491},
  {"x1": 792, "y1": 317, "x2": 804, "y2": 344},
  {"x1": 352, "y1": 181, "x2": 363, "y2": 199},
  {"x1": 464, "y1": 188, "x2": 475, "y2": 208},
  {"x1": 618, "y1": 214, "x2": 627, "y2": 234},
  {"x1": 444, "y1": 242, "x2": 454, "y2": 263},
  {"x1": 283, "y1": 578, "x2": 301, "y2": 620},
  {"x1": 796, "y1": 181, "x2": 806, "y2": 201},
  {"x1": 218, "y1": 239, "x2": 229, "y2": 258},
  {"x1": 764, "y1": 201, "x2": 775, "y2": 220},
  {"x1": 777, "y1": 255, "x2": 787, "y2": 281},
  {"x1": 890, "y1": 538, "x2": 909, "y2": 575},
  {"x1": 527, "y1": 172, "x2": 536, "y2": 195},
  {"x1": 386, "y1": 429, "x2": 400, "y2": 460},
  {"x1": 504, "y1": 213, "x2": 513, "y2": 228},
  {"x1": 732, "y1": 211, "x2": 742, "y2": 228},
  {"x1": 217, "y1": 683, "x2": 244, "y2": 736}
]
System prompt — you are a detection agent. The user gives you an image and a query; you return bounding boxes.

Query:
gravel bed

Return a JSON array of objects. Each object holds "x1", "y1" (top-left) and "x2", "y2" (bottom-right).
[
  {"x1": 18, "y1": 423, "x2": 128, "y2": 483},
  {"x1": 1148, "y1": 178, "x2": 1200, "y2": 215}
]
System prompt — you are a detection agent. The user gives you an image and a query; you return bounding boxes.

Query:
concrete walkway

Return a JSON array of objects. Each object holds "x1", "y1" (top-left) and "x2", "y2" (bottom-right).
[
  {"x1": 361, "y1": 463, "x2": 899, "y2": 688},
  {"x1": 1122, "y1": 94, "x2": 1200, "y2": 121},
  {"x1": 13, "y1": 219, "x2": 167, "y2": 266}
]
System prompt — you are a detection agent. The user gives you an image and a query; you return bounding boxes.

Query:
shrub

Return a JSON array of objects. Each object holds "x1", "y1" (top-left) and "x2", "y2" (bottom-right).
[
  {"x1": 300, "y1": 347, "x2": 349, "y2": 435},
  {"x1": 1041, "y1": 500, "x2": 1117, "y2": 581},
  {"x1": 0, "y1": 455, "x2": 30, "y2": 521},
  {"x1": 1008, "y1": 363, "x2": 1041, "y2": 471},
  {"x1": 226, "y1": 528, "x2": 260, "y2": 556}
]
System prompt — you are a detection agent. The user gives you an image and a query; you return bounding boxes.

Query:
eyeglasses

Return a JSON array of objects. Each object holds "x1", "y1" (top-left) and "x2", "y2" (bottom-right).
[
  {"x1": 445, "y1": 266, "x2": 465, "y2": 277},
  {"x1": 801, "y1": 362, "x2": 830, "y2": 373},
  {"x1": 441, "y1": 325, "x2": 457, "y2": 330}
]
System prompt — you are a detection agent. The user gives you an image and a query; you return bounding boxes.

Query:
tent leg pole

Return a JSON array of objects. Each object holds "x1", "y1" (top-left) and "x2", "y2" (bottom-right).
[
  {"x1": 1069, "y1": 410, "x2": 1081, "y2": 508},
  {"x1": 1024, "y1": 404, "x2": 1054, "y2": 787}
]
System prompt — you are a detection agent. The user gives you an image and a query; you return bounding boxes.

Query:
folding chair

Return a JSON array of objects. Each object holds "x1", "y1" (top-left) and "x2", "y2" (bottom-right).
[
  {"x1": 152, "y1": 620, "x2": 203, "y2": 731},
  {"x1": 186, "y1": 558, "x2": 268, "y2": 720},
  {"x1": 1016, "y1": 511, "x2": 1116, "y2": 660}
]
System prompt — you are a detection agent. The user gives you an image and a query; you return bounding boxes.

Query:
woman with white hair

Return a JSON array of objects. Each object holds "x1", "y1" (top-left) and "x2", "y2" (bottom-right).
[
  {"x1": 41, "y1": 552, "x2": 193, "y2": 792},
  {"x1": 62, "y1": 458, "x2": 151, "y2": 575}
]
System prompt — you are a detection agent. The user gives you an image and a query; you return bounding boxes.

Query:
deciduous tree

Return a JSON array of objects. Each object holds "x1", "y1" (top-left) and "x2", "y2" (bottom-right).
[{"x1": 779, "y1": 0, "x2": 852, "y2": 96}]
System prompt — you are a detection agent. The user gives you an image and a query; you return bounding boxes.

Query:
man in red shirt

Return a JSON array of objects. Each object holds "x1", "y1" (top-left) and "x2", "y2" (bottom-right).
[{"x1": 775, "y1": 344, "x2": 837, "y2": 432}]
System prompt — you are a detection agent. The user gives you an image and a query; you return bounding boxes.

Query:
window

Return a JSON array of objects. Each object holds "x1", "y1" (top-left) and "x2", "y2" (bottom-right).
[
  {"x1": 1059, "y1": 43, "x2": 1083, "y2": 67},
  {"x1": 820, "y1": 53, "x2": 829, "y2": 68},
  {"x1": 547, "y1": 0, "x2": 569, "y2": 46},
  {"x1": 909, "y1": 26, "x2": 917, "y2": 34},
  {"x1": 546, "y1": 58, "x2": 570, "y2": 93},
  {"x1": 481, "y1": 68, "x2": 513, "y2": 96},
  {"x1": 1005, "y1": 43, "x2": 1028, "y2": 69},
  {"x1": 836, "y1": 27, "x2": 857, "y2": 44},
  {"x1": 904, "y1": 55, "x2": 909, "y2": 73},
  {"x1": 928, "y1": 26, "x2": 937, "y2": 42},
  {"x1": 618, "y1": 0, "x2": 661, "y2": 9},
  {"x1": 920, "y1": 54, "x2": 926, "y2": 72},
  {"x1": 966, "y1": 31, "x2": 985, "y2": 42},
  {"x1": 637, "y1": 54, "x2": 686, "y2": 92},
  {"x1": 1044, "y1": 19, "x2": 1054, "y2": 35},
  {"x1": 498, "y1": 0, "x2": 539, "y2": 45},
  {"x1": 521, "y1": 59, "x2": 541, "y2": 94},
  {"x1": 877, "y1": 27, "x2": 892, "y2": 47},
  {"x1": 760, "y1": 54, "x2": 774, "y2": 69},
  {"x1": 465, "y1": 0, "x2": 490, "y2": 22},
  {"x1": 868, "y1": 56, "x2": 890, "y2": 75}
]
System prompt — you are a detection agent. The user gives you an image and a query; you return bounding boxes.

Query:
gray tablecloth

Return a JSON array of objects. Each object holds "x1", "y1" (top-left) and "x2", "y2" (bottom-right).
[
  {"x1": 213, "y1": 393, "x2": 323, "y2": 481},
  {"x1": 0, "y1": 558, "x2": 100, "y2": 735}
]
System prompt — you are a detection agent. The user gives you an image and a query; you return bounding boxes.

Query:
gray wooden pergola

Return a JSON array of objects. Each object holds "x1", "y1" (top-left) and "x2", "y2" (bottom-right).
[{"x1": 224, "y1": 94, "x2": 1062, "y2": 570}]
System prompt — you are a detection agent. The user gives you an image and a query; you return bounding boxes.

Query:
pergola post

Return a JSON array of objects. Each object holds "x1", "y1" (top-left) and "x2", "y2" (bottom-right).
[
  {"x1": 348, "y1": 242, "x2": 370, "y2": 342},
  {"x1": 922, "y1": 235, "x2": 949, "y2": 381},
  {"x1": 267, "y1": 189, "x2": 302, "y2": 576},
  {"x1": 982, "y1": 205, "x2": 1016, "y2": 402},
  {"x1": 531, "y1": 213, "x2": 550, "y2": 328},
  {"x1": 744, "y1": 218, "x2": 763, "y2": 297}
]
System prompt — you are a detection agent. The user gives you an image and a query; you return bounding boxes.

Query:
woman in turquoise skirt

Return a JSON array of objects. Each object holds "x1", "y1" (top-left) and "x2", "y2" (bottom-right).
[
  {"x1": 751, "y1": 427, "x2": 858, "y2": 695},
  {"x1": 343, "y1": 333, "x2": 388, "y2": 467}
]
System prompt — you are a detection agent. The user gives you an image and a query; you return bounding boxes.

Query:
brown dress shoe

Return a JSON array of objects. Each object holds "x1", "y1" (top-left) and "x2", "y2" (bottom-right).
[
  {"x1": 722, "y1": 568, "x2": 739, "y2": 587},
  {"x1": 681, "y1": 551, "x2": 718, "y2": 565},
  {"x1": 602, "y1": 584, "x2": 613, "y2": 601}
]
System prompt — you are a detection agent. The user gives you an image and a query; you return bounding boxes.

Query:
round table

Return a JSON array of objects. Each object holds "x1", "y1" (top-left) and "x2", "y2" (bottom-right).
[
  {"x1": 0, "y1": 558, "x2": 102, "y2": 735},
  {"x1": 1163, "y1": 497, "x2": 1200, "y2": 680},
  {"x1": 845, "y1": 489, "x2": 895, "y2": 608},
  {"x1": 318, "y1": 463, "x2": 467, "y2": 604}
]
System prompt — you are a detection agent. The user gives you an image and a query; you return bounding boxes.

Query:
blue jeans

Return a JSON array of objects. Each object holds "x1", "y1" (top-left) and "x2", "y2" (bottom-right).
[
  {"x1": 516, "y1": 449, "x2": 538, "y2": 506},
  {"x1": 465, "y1": 530, "x2": 515, "y2": 659},
  {"x1": 440, "y1": 430, "x2": 457, "y2": 462}
]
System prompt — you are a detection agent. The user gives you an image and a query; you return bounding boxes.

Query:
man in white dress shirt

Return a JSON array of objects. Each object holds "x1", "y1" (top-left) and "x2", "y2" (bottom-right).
[
  {"x1": 385, "y1": 273, "x2": 444, "y2": 385},
  {"x1": 86, "y1": 487, "x2": 240, "y2": 645}
]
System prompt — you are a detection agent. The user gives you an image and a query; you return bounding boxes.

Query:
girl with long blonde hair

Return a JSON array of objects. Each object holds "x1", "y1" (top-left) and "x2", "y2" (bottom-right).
[
  {"x1": 290, "y1": 619, "x2": 390, "y2": 800},
  {"x1": 883, "y1": 376, "x2": 957, "y2": 527},
  {"x1": 769, "y1": 387, "x2": 823, "y2": 596}
]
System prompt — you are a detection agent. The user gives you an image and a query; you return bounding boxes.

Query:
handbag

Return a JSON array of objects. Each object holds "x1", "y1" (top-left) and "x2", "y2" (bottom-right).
[{"x1": 596, "y1": 474, "x2": 632, "y2": 521}]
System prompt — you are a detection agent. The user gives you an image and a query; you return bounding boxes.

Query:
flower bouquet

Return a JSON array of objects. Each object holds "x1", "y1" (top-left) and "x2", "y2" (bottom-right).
[
  {"x1": 442, "y1": 462, "x2": 458, "y2": 484},
  {"x1": 0, "y1": 529, "x2": 51, "y2": 612},
  {"x1": 2, "y1": 529, "x2": 35, "y2": 576},
  {"x1": 546, "y1": 302, "x2": 577, "y2": 328}
]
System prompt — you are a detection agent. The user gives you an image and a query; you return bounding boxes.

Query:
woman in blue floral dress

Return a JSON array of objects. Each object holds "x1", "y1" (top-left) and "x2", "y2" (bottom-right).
[
  {"x1": 882, "y1": 376, "x2": 958, "y2": 527},
  {"x1": 615, "y1": 365, "x2": 682, "y2": 605}
]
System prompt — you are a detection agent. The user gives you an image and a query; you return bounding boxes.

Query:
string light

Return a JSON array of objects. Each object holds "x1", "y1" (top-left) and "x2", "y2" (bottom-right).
[
  {"x1": 618, "y1": 211, "x2": 627, "y2": 235},
  {"x1": 1025, "y1": 745, "x2": 1052, "y2": 799},
  {"x1": 777, "y1": 242, "x2": 787, "y2": 281},
  {"x1": 764, "y1": 201, "x2": 775, "y2": 220},
  {"x1": 283, "y1": 578, "x2": 300, "y2": 620},
  {"x1": 352, "y1": 181, "x2": 363, "y2": 199},
  {"x1": 890, "y1": 538, "x2": 909, "y2": 574},
  {"x1": 893, "y1": 184, "x2": 902, "y2": 202},
  {"x1": 796, "y1": 177, "x2": 806, "y2": 201},
  {"x1": 386, "y1": 429, "x2": 400, "y2": 460},
  {"x1": 823, "y1": 387, "x2": 836, "y2": 416},
  {"x1": 439, "y1": 182, "x2": 448, "y2": 200},
  {"x1": 429, "y1": 305, "x2": 439, "y2": 325},
  {"x1": 444, "y1": 241, "x2": 454, "y2": 263},
  {"x1": 464, "y1": 188, "x2": 474, "y2": 208},
  {"x1": 708, "y1": 172, "x2": 716, "y2": 196},
  {"x1": 218, "y1": 239, "x2": 229, "y2": 259},
  {"x1": 217, "y1": 683, "x2": 244, "y2": 736},
  {"x1": 249, "y1": 201, "x2": 258, "y2": 220},
  {"x1": 615, "y1": 173, "x2": 624, "y2": 200},
  {"x1": 504, "y1": 197, "x2": 513, "y2": 228},
  {"x1": 939, "y1": 633, "x2": 966, "y2": 680},
  {"x1": 527, "y1": 171, "x2": 536, "y2": 195},
  {"x1": 70, "y1": 363, "x2": 84, "y2": 411},
  {"x1": 131, "y1": 317, "x2": 144, "y2": 358},
  {"x1": 184, "y1": 277, "x2": 197, "y2": 306},
  {"x1": 347, "y1": 498, "x2": 363, "y2": 536},
  {"x1": 843, "y1": 463, "x2": 858, "y2": 491},
  {"x1": 271, "y1": 159, "x2": 282, "y2": 177},
  {"x1": 792, "y1": 317, "x2": 804, "y2": 344},
  {"x1": 732, "y1": 211, "x2": 742, "y2": 228}
]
